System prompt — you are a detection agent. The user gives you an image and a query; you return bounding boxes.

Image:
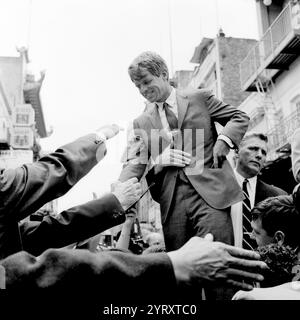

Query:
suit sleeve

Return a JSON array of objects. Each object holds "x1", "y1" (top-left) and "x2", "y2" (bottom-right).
[
  {"x1": 292, "y1": 128, "x2": 300, "y2": 183},
  {"x1": 0, "y1": 134, "x2": 106, "y2": 221},
  {"x1": 119, "y1": 120, "x2": 148, "y2": 182},
  {"x1": 202, "y1": 90, "x2": 250, "y2": 148},
  {"x1": 1, "y1": 248, "x2": 177, "y2": 302},
  {"x1": 19, "y1": 193, "x2": 125, "y2": 256}
]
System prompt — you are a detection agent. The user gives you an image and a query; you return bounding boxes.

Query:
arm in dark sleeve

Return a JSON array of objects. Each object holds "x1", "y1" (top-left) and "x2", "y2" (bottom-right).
[
  {"x1": 19, "y1": 193, "x2": 125, "y2": 256},
  {"x1": 202, "y1": 90, "x2": 250, "y2": 148},
  {"x1": 0, "y1": 134, "x2": 105, "y2": 221},
  {"x1": 1, "y1": 248, "x2": 177, "y2": 302}
]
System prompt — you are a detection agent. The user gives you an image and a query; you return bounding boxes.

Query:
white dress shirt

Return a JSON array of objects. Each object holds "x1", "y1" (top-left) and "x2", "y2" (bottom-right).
[
  {"x1": 156, "y1": 88, "x2": 178, "y2": 130},
  {"x1": 230, "y1": 170, "x2": 257, "y2": 247}
]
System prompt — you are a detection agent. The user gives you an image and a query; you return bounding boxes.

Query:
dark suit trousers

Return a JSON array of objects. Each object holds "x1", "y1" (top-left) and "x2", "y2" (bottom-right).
[
  {"x1": 162, "y1": 170, "x2": 234, "y2": 251},
  {"x1": 162, "y1": 170, "x2": 235, "y2": 300}
]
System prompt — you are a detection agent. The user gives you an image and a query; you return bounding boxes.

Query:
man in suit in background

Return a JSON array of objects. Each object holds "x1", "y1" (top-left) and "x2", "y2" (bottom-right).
[
  {"x1": 119, "y1": 51, "x2": 249, "y2": 253},
  {"x1": 231, "y1": 133, "x2": 287, "y2": 249}
]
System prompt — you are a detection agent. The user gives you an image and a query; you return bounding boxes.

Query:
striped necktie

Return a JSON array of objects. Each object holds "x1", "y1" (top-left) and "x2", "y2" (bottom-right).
[
  {"x1": 163, "y1": 102, "x2": 178, "y2": 130},
  {"x1": 242, "y1": 179, "x2": 256, "y2": 250}
]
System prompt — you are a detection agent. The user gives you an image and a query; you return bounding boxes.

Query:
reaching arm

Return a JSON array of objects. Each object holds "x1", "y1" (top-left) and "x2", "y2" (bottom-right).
[
  {"x1": 1, "y1": 247, "x2": 176, "y2": 303},
  {"x1": 19, "y1": 194, "x2": 125, "y2": 256},
  {"x1": 0, "y1": 125, "x2": 122, "y2": 222},
  {"x1": 115, "y1": 210, "x2": 136, "y2": 251},
  {"x1": 1, "y1": 235, "x2": 267, "y2": 302},
  {"x1": 19, "y1": 178, "x2": 142, "y2": 256},
  {"x1": 0, "y1": 134, "x2": 104, "y2": 221}
]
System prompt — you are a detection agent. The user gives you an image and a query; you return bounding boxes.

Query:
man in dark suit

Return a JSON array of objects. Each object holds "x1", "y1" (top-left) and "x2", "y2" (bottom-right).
[
  {"x1": 0, "y1": 124, "x2": 142, "y2": 258},
  {"x1": 231, "y1": 133, "x2": 287, "y2": 249},
  {"x1": 119, "y1": 51, "x2": 249, "y2": 251}
]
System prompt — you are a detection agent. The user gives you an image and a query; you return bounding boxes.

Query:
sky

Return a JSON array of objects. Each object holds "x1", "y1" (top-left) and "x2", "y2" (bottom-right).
[{"x1": 0, "y1": 0, "x2": 259, "y2": 211}]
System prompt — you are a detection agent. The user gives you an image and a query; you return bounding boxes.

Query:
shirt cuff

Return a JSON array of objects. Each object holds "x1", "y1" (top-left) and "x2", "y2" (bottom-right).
[
  {"x1": 94, "y1": 131, "x2": 107, "y2": 144},
  {"x1": 218, "y1": 134, "x2": 234, "y2": 149}
]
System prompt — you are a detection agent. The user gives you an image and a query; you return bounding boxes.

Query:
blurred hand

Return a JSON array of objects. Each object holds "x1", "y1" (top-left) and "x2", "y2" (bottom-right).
[
  {"x1": 167, "y1": 236, "x2": 267, "y2": 290},
  {"x1": 232, "y1": 282, "x2": 300, "y2": 300},
  {"x1": 96, "y1": 124, "x2": 124, "y2": 140},
  {"x1": 212, "y1": 140, "x2": 230, "y2": 168},
  {"x1": 112, "y1": 178, "x2": 142, "y2": 210}
]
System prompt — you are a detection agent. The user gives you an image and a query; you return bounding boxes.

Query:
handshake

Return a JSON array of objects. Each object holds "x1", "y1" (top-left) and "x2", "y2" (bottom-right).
[
  {"x1": 95, "y1": 124, "x2": 143, "y2": 210},
  {"x1": 111, "y1": 178, "x2": 142, "y2": 211}
]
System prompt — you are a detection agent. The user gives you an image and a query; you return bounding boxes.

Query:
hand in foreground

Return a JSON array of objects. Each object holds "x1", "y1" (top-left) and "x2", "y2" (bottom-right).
[
  {"x1": 154, "y1": 146, "x2": 191, "y2": 169},
  {"x1": 232, "y1": 282, "x2": 300, "y2": 300},
  {"x1": 112, "y1": 178, "x2": 142, "y2": 210},
  {"x1": 167, "y1": 235, "x2": 268, "y2": 291},
  {"x1": 212, "y1": 139, "x2": 230, "y2": 168},
  {"x1": 96, "y1": 124, "x2": 124, "y2": 140}
]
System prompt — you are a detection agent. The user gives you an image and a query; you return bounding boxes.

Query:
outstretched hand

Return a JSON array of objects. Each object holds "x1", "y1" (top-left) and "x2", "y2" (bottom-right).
[
  {"x1": 112, "y1": 178, "x2": 142, "y2": 210},
  {"x1": 167, "y1": 235, "x2": 267, "y2": 290},
  {"x1": 96, "y1": 124, "x2": 124, "y2": 140}
]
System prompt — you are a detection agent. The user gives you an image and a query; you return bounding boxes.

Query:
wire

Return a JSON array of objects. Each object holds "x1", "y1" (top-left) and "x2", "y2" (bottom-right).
[
  {"x1": 27, "y1": 0, "x2": 33, "y2": 49},
  {"x1": 167, "y1": 0, "x2": 174, "y2": 77}
]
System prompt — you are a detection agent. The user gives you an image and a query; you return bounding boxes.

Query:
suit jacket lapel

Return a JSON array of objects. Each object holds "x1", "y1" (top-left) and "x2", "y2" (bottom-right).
[{"x1": 176, "y1": 91, "x2": 189, "y2": 129}]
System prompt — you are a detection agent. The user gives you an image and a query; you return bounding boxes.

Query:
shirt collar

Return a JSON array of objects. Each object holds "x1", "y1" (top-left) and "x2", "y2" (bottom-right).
[
  {"x1": 156, "y1": 88, "x2": 176, "y2": 110},
  {"x1": 234, "y1": 169, "x2": 257, "y2": 193}
]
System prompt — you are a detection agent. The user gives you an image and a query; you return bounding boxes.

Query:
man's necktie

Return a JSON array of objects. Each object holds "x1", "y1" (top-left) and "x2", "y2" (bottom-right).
[
  {"x1": 163, "y1": 102, "x2": 178, "y2": 130},
  {"x1": 242, "y1": 179, "x2": 256, "y2": 250}
]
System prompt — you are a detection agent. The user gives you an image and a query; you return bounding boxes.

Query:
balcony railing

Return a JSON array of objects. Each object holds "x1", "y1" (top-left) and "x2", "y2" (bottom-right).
[
  {"x1": 240, "y1": 1, "x2": 299, "y2": 91},
  {"x1": 268, "y1": 110, "x2": 300, "y2": 155}
]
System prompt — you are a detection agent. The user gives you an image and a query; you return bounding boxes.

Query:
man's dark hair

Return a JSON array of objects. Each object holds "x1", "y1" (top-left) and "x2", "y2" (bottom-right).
[
  {"x1": 251, "y1": 195, "x2": 300, "y2": 247},
  {"x1": 237, "y1": 133, "x2": 268, "y2": 152},
  {"x1": 128, "y1": 51, "x2": 169, "y2": 81}
]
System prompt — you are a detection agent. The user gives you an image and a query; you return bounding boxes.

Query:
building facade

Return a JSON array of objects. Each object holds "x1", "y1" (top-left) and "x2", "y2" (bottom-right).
[
  {"x1": 239, "y1": 0, "x2": 300, "y2": 193},
  {"x1": 0, "y1": 48, "x2": 57, "y2": 216},
  {"x1": 174, "y1": 31, "x2": 257, "y2": 106}
]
